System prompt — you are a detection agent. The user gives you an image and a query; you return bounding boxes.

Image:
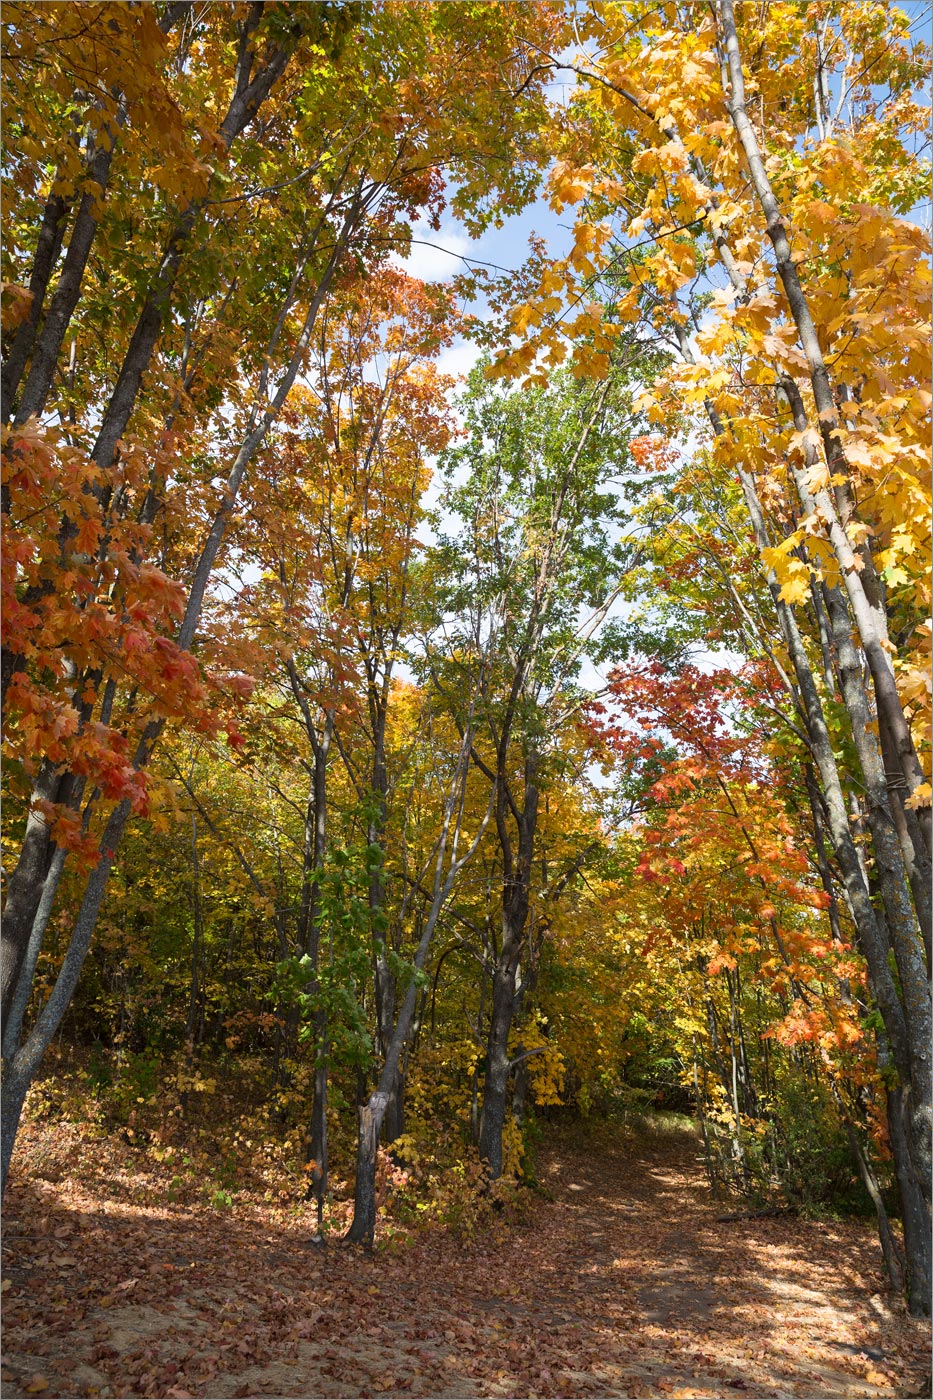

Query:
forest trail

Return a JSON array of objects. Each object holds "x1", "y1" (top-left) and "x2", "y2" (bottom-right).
[{"x1": 2, "y1": 1123, "x2": 929, "y2": 1400}]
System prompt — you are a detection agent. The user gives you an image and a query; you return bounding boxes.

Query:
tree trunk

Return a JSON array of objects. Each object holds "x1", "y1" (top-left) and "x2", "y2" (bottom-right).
[
  {"x1": 383, "y1": 1067, "x2": 405, "y2": 1145},
  {"x1": 13, "y1": 130, "x2": 122, "y2": 426},
  {"x1": 886, "y1": 1083, "x2": 932, "y2": 1318},
  {"x1": 477, "y1": 754, "x2": 538, "y2": 1179},
  {"x1": 0, "y1": 7, "x2": 318, "y2": 992},
  {"x1": 1, "y1": 798, "x2": 130, "y2": 1195},
  {"x1": 478, "y1": 952, "x2": 521, "y2": 1180},
  {"x1": 301, "y1": 719, "x2": 332, "y2": 1226},
  {"x1": 348, "y1": 1091, "x2": 388, "y2": 1246},
  {"x1": 1, "y1": 4, "x2": 191, "y2": 422},
  {"x1": 347, "y1": 725, "x2": 487, "y2": 1244},
  {"x1": 308, "y1": 1015, "x2": 329, "y2": 1235},
  {"x1": 368, "y1": 703, "x2": 398, "y2": 1098},
  {"x1": 1, "y1": 187, "x2": 71, "y2": 420},
  {"x1": 689, "y1": 355, "x2": 916, "y2": 1127},
  {"x1": 847, "y1": 1125, "x2": 905, "y2": 1296},
  {"x1": 0, "y1": 1069, "x2": 31, "y2": 1198},
  {"x1": 348, "y1": 955, "x2": 430, "y2": 1241}
]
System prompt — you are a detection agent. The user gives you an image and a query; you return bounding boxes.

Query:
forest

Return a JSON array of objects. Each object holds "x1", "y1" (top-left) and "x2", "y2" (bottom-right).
[{"x1": 1, "y1": 2, "x2": 931, "y2": 1397}]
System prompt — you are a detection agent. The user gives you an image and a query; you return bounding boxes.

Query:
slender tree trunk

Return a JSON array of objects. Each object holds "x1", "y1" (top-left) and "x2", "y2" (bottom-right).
[
  {"x1": 842, "y1": 1116, "x2": 905, "y2": 1296},
  {"x1": 727, "y1": 452, "x2": 931, "y2": 1250},
  {"x1": 672, "y1": 331, "x2": 915, "y2": 1107},
  {"x1": 687, "y1": 289, "x2": 932, "y2": 1299},
  {"x1": 0, "y1": 10, "x2": 337, "y2": 1044},
  {"x1": 1, "y1": 4, "x2": 191, "y2": 421},
  {"x1": 693, "y1": 1047, "x2": 715, "y2": 1189},
  {"x1": 479, "y1": 764, "x2": 538, "y2": 1180},
  {"x1": 347, "y1": 723, "x2": 488, "y2": 1243},
  {"x1": 1, "y1": 187, "x2": 71, "y2": 420},
  {"x1": 1, "y1": 797, "x2": 131, "y2": 1194},
  {"x1": 185, "y1": 812, "x2": 203, "y2": 1046},
  {"x1": 308, "y1": 1017, "x2": 329, "y2": 1235},
  {"x1": 301, "y1": 718, "x2": 333, "y2": 1228},
  {"x1": 180, "y1": 810, "x2": 203, "y2": 1119},
  {"x1": 886, "y1": 1083, "x2": 932, "y2": 1317},
  {"x1": 479, "y1": 946, "x2": 522, "y2": 1180},
  {"x1": 368, "y1": 702, "x2": 398, "y2": 1122},
  {"x1": 13, "y1": 131, "x2": 122, "y2": 426},
  {"x1": 347, "y1": 971, "x2": 427, "y2": 1243},
  {"x1": 1, "y1": 766, "x2": 70, "y2": 1027}
]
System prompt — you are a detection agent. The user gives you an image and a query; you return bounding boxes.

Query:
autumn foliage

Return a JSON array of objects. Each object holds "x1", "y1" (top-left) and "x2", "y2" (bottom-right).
[{"x1": 2, "y1": 0, "x2": 931, "y2": 1359}]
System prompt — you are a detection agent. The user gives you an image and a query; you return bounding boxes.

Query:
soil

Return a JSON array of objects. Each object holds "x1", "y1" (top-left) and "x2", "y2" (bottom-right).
[{"x1": 2, "y1": 1120, "x2": 930, "y2": 1398}]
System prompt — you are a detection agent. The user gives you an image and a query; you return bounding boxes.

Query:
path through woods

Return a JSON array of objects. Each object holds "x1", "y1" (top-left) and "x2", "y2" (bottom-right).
[{"x1": 2, "y1": 1123, "x2": 929, "y2": 1399}]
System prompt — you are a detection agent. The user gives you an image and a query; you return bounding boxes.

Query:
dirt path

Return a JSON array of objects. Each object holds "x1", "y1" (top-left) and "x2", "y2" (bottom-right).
[{"x1": 2, "y1": 1125, "x2": 929, "y2": 1398}]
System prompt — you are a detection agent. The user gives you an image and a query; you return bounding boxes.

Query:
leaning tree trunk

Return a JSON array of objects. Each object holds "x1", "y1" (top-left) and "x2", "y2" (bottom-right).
[
  {"x1": 347, "y1": 725, "x2": 488, "y2": 1244},
  {"x1": 0, "y1": 204, "x2": 359, "y2": 1198},
  {"x1": 0, "y1": 7, "x2": 320, "y2": 1080},
  {"x1": 347, "y1": 907, "x2": 447, "y2": 1243},
  {"x1": 718, "y1": 0, "x2": 930, "y2": 849},
  {"x1": 347, "y1": 958, "x2": 429, "y2": 1241},
  {"x1": 842, "y1": 1114, "x2": 905, "y2": 1297},
  {"x1": 2, "y1": 0, "x2": 193, "y2": 423}
]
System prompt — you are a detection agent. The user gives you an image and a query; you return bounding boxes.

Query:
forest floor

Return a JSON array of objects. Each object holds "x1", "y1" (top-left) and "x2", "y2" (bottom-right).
[{"x1": 2, "y1": 1115, "x2": 930, "y2": 1400}]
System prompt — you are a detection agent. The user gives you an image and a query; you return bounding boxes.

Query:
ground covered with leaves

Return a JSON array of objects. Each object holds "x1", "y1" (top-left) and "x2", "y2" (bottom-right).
[{"x1": 2, "y1": 1114, "x2": 930, "y2": 1400}]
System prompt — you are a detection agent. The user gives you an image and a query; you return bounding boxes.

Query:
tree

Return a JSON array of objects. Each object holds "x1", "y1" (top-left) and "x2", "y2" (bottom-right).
[
  {"x1": 424, "y1": 359, "x2": 647, "y2": 1177},
  {"x1": 233, "y1": 266, "x2": 458, "y2": 1225}
]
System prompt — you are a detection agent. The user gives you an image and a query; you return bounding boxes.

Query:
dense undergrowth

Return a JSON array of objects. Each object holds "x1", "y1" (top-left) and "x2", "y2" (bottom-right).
[
  {"x1": 18, "y1": 1044, "x2": 548, "y2": 1245},
  {"x1": 18, "y1": 1038, "x2": 882, "y2": 1253}
]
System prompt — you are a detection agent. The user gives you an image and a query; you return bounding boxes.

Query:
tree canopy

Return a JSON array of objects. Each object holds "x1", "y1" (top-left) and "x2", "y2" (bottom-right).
[{"x1": 2, "y1": 0, "x2": 931, "y2": 1333}]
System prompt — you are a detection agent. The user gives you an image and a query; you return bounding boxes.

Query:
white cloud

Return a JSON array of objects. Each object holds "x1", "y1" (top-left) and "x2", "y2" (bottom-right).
[
  {"x1": 391, "y1": 219, "x2": 471, "y2": 282},
  {"x1": 436, "y1": 338, "x2": 482, "y2": 385}
]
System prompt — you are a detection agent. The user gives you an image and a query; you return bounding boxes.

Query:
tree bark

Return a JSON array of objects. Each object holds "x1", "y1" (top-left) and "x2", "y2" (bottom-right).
[
  {"x1": 1, "y1": 181, "x2": 358, "y2": 1104},
  {"x1": 5, "y1": 2, "x2": 193, "y2": 423},
  {"x1": 886, "y1": 1083, "x2": 932, "y2": 1317},
  {"x1": 0, "y1": 764, "x2": 72, "y2": 1028},
  {"x1": 1, "y1": 187, "x2": 71, "y2": 421},
  {"x1": 479, "y1": 950, "x2": 522, "y2": 1180},
  {"x1": 479, "y1": 761, "x2": 538, "y2": 1179},
  {"x1": 1, "y1": 797, "x2": 131, "y2": 1193}
]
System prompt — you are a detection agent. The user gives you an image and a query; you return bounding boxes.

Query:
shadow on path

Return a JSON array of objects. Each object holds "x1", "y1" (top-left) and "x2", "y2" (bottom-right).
[{"x1": 2, "y1": 1123, "x2": 930, "y2": 1398}]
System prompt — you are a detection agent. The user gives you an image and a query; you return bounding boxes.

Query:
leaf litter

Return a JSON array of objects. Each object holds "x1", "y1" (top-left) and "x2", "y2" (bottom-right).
[{"x1": 2, "y1": 1119, "x2": 929, "y2": 1399}]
